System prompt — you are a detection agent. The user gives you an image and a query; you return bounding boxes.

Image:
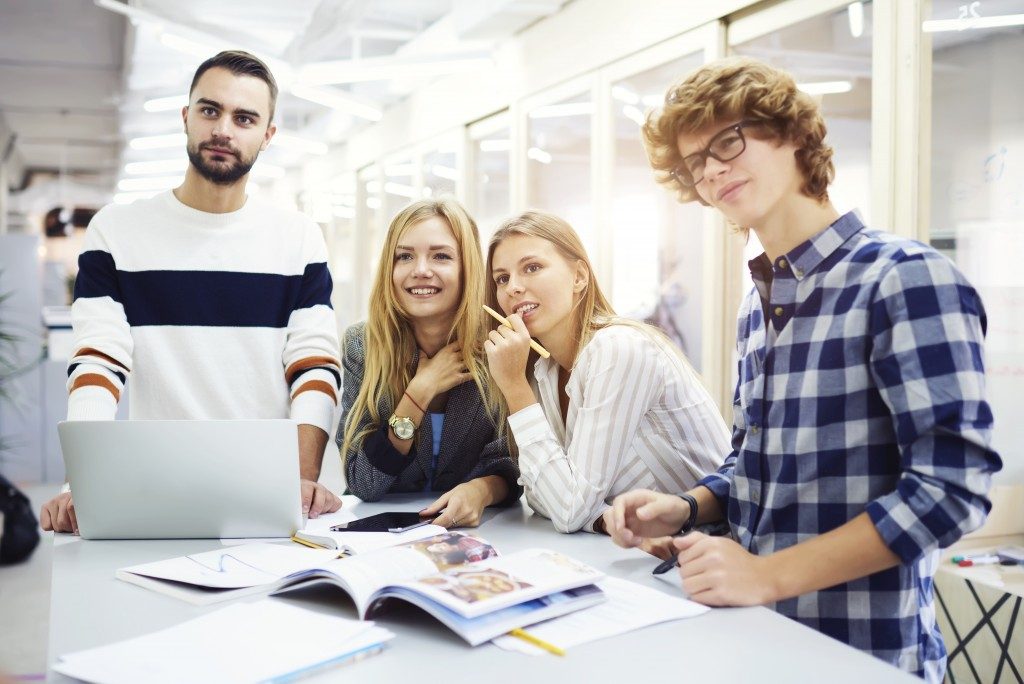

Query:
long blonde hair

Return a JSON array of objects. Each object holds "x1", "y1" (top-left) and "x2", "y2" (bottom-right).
[
  {"x1": 485, "y1": 211, "x2": 694, "y2": 433},
  {"x1": 341, "y1": 198, "x2": 495, "y2": 463}
]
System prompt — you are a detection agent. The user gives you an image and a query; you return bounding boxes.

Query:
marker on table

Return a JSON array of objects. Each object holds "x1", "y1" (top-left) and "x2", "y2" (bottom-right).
[
  {"x1": 508, "y1": 628, "x2": 565, "y2": 656},
  {"x1": 652, "y1": 556, "x2": 679, "y2": 575},
  {"x1": 483, "y1": 305, "x2": 551, "y2": 359}
]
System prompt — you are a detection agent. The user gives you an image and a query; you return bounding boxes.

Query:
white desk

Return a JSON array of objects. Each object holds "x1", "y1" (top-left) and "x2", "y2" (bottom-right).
[{"x1": 48, "y1": 495, "x2": 914, "y2": 682}]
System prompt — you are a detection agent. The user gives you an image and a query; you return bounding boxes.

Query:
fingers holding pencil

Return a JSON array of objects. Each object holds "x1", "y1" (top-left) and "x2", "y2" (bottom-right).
[{"x1": 482, "y1": 304, "x2": 550, "y2": 358}]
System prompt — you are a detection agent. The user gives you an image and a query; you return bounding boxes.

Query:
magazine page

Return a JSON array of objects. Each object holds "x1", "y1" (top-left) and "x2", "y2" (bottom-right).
[
  {"x1": 397, "y1": 549, "x2": 604, "y2": 619},
  {"x1": 117, "y1": 543, "x2": 340, "y2": 591},
  {"x1": 274, "y1": 532, "x2": 499, "y2": 616},
  {"x1": 379, "y1": 584, "x2": 606, "y2": 646}
]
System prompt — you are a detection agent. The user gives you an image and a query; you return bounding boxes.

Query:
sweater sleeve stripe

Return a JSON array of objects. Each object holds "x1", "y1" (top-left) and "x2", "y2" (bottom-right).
[
  {"x1": 291, "y1": 379, "x2": 338, "y2": 403},
  {"x1": 295, "y1": 262, "x2": 333, "y2": 311},
  {"x1": 69, "y1": 372, "x2": 121, "y2": 401},
  {"x1": 285, "y1": 355, "x2": 341, "y2": 385},
  {"x1": 74, "y1": 250, "x2": 122, "y2": 303}
]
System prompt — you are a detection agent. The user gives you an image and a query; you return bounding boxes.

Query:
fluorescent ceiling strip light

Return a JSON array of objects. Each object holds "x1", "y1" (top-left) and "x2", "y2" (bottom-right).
[
  {"x1": 124, "y1": 158, "x2": 186, "y2": 175},
  {"x1": 113, "y1": 191, "x2": 161, "y2": 205},
  {"x1": 144, "y1": 95, "x2": 188, "y2": 113},
  {"x1": 384, "y1": 164, "x2": 416, "y2": 177},
  {"x1": 298, "y1": 52, "x2": 492, "y2": 86},
  {"x1": 796, "y1": 80, "x2": 853, "y2": 95},
  {"x1": 430, "y1": 165, "x2": 458, "y2": 181},
  {"x1": 622, "y1": 105, "x2": 646, "y2": 127},
  {"x1": 290, "y1": 85, "x2": 382, "y2": 121},
  {"x1": 129, "y1": 133, "x2": 186, "y2": 150},
  {"x1": 641, "y1": 94, "x2": 662, "y2": 108},
  {"x1": 479, "y1": 139, "x2": 511, "y2": 152},
  {"x1": 117, "y1": 175, "x2": 183, "y2": 192},
  {"x1": 271, "y1": 133, "x2": 328, "y2": 155},
  {"x1": 848, "y1": 2, "x2": 865, "y2": 38},
  {"x1": 527, "y1": 147, "x2": 552, "y2": 164},
  {"x1": 384, "y1": 182, "x2": 417, "y2": 198},
  {"x1": 922, "y1": 13, "x2": 1024, "y2": 32},
  {"x1": 611, "y1": 86, "x2": 640, "y2": 105},
  {"x1": 528, "y1": 102, "x2": 593, "y2": 119}
]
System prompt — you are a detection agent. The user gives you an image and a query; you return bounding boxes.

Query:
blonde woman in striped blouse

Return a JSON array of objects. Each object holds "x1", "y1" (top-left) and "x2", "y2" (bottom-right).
[{"x1": 484, "y1": 211, "x2": 729, "y2": 533}]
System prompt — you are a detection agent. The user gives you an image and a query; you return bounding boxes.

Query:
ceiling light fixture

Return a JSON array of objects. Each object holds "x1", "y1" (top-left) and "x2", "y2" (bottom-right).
[
  {"x1": 129, "y1": 133, "x2": 187, "y2": 150},
  {"x1": 144, "y1": 95, "x2": 188, "y2": 113},
  {"x1": 796, "y1": 80, "x2": 853, "y2": 95},
  {"x1": 528, "y1": 102, "x2": 593, "y2": 119},
  {"x1": 848, "y1": 2, "x2": 865, "y2": 38},
  {"x1": 527, "y1": 147, "x2": 552, "y2": 164},
  {"x1": 922, "y1": 13, "x2": 1024, "y2": 32},
  {"x1": 290, "y1": 85, "x2": 382, "y2": 121}
]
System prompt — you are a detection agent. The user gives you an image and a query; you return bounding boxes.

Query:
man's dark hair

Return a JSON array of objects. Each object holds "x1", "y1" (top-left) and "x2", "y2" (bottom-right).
[{"x1": 188, "y1": 50, "x2": 278, "y2": 122}]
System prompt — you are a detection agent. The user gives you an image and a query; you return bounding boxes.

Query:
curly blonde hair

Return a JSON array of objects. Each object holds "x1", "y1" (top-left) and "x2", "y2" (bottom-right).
[{"x1": 642, "y1": 56, "x2": 834, "y2": 206}]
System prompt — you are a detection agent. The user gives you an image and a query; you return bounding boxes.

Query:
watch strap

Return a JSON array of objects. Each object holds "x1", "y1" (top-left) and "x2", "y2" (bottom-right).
[{"x1": 674, "y1": 493, "x2": 698, "y2": 535}]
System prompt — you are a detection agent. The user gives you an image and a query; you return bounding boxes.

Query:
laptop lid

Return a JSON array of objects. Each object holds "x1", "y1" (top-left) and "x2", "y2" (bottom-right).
[{"x1": 58, "y1": 419, "x2": 303, "y2": 540}]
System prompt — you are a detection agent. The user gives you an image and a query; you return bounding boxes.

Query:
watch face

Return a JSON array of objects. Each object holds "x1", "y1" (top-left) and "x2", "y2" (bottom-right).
[{"x1": 393, "y1": 417, "x2": 415, "y2": 440}]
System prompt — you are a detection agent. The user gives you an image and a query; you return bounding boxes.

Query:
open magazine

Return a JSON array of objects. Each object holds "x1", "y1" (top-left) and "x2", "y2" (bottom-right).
[{"x1": 117, "y1": 532, "x2": 606, "y2": 646}]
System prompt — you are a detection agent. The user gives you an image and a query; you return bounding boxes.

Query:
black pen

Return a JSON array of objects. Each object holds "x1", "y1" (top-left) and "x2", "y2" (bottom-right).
[{"x1": 652, "y1": 555, "x2": 679, "y2": 575}]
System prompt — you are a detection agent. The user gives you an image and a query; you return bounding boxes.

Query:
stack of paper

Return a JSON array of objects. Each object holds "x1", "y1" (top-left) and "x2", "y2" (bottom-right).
[
  {"x1": 52, "y1": 599, "x2": 394, "y2": 684},
  {"x1": 491, "y1": 576, "x2": 708, "y2": 655}
]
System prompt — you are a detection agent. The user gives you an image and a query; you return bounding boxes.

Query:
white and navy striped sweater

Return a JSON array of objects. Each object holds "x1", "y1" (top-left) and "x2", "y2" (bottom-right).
[{"x1": 66, "y1": 190, "x2": 341, "y2": 434}]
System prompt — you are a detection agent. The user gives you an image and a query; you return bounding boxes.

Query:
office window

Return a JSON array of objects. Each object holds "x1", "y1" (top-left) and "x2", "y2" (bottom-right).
[
  {"x1": 382, "y1": 158, "x2": 416, "y2": 226},
  {"x1": 927, "y1": 0, "x2": 1024, "y2": 482},
  {"x1": 470, "y1": 113, "x2": 511, "y2": 243},
  {"x1": 422, "y1": 144, "x2": 458, "y2": 199},
  {"x1": 731, "y1": 2, "x2": 874, "y2": 298},
  {"x1": 526, "y1": 90, "x2": 595, "y2": 255},
  {"x1": 609, "y1": 54, "x2": 705, "y2": 369}
]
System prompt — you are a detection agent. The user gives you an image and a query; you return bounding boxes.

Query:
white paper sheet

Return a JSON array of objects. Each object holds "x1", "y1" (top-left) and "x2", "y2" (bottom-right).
[
  {"x1": 53, "y1": 599, "x2": 394, "y2": 684},
  {"x1": 491, "y1": 576, "x2": 709, "y2": 655}
]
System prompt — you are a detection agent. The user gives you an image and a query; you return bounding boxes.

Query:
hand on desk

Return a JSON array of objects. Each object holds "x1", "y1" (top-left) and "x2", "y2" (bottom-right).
[
  {"x1": 419, "y1": 479, "x2": 489, "y2": 528},
  {"x1": 301, "y1": 479, "x2": 341, "y2": 519},
  {"x1": 604, "y1": 489, "x2": 690, "y2": 548},
  {"x1": 672, "y1": 532, "x2": 777, "y2": 607},
  {"x1": 41, "y1": 492, "x2": 78, "y2": 535}
]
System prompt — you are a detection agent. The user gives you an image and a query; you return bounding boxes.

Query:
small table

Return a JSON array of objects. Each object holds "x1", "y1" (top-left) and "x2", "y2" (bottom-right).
[{"x1": 936, "y1": 534, "x2": 1024, "y2": 682}]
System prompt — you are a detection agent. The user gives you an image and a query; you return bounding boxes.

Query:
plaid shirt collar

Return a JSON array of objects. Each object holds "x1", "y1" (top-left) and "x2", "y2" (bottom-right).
[{"x1": 748, "y1": 211, "x2": 866, "y2": 294}]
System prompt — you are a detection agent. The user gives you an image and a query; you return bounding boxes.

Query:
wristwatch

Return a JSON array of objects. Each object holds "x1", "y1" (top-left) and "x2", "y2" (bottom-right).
[{"x1": 387, "y1": 413, "x2": 416, "y2": 440}]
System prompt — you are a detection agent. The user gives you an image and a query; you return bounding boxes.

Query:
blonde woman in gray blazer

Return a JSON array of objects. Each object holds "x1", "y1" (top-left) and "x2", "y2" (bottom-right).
[{"x1": 337, "y1": 199, "x2": 521, "y2": 528}]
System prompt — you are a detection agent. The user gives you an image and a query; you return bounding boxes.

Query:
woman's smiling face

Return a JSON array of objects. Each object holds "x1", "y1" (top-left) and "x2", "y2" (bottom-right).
[{"x1": 392, "y1": 216, "x2": 462, "y2": 322}]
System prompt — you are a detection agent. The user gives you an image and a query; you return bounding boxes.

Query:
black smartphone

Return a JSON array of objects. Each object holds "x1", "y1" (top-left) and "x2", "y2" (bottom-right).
[{"x1": 330, "y1": 512, "x2": 430, "y2": 533}]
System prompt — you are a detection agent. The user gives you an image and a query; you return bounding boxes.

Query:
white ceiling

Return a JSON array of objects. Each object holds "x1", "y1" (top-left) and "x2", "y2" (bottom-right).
[{"x1": 0, "y1": 0, "x2": 567, "y2": 203}]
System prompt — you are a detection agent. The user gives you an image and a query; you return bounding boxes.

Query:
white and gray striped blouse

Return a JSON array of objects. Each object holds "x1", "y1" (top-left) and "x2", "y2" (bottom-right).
[{"x1": 507, "y1": 324, "x2": 730, "y2": 533}]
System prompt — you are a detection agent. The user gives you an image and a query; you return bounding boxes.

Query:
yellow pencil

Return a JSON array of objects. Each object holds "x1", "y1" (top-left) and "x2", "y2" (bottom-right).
[
  {"x1": 508, "y1": 628, "x2": 565, "y2": 656},
  {"x1": 483, "y1": 305, "x2": 551, "y2": 359}
]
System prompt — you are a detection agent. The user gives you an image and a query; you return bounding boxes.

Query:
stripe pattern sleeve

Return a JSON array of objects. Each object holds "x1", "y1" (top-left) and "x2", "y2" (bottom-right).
[
  {"x1": 284, "y1": 226, "x2": 341, "y2": 433},
  {"x1": 66, "y1": 222, "x2": 133, "y2": 421},
  {"x1": 510, "y1": 338, "x2": 659, "y2": 533}
]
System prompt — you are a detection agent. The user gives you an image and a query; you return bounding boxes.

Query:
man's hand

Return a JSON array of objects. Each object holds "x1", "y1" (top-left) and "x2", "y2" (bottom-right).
[
  {"x1": 605, "y1": 489, "x2": 689, "y2": 548},
  {"x1": 40, "y1": 492, "x2": 78, "y2": 534},
  {"x1": 673, "y1": 532, "x2": 778, "y2": 606},
  {"x1": 301, "y1": 479, "x2": 342, "y2": 519},
  {"x1": 419, "y1": 479, "x2": 491, "y2": 528}
]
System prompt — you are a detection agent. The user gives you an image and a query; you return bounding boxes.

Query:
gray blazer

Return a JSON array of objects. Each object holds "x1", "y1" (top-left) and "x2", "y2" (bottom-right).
[{"x1": 336, "y1": 322, "x2": 521, "y2": 504}]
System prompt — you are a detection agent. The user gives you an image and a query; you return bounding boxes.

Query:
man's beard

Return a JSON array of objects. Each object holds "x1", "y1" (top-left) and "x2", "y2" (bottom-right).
[{"x1": 186, "y1": 139, "x2": 258, "y2": 186}]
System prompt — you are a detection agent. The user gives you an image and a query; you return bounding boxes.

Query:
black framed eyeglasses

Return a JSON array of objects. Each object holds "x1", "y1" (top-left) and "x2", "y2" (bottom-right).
[{"x1": 671, "y1": 121, "x2": 755, "y2": 188}]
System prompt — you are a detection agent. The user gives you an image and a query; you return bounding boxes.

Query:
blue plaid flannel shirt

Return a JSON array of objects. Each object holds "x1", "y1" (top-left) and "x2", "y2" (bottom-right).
[{"x1": 698, "y1": 212, "x2": 1001, "y2": 681}]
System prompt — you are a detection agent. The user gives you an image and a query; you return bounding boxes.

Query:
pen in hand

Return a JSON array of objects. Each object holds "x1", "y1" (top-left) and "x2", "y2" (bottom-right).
[{"x1": 652, "y1": 555, "x2": 679, "y2": 575}]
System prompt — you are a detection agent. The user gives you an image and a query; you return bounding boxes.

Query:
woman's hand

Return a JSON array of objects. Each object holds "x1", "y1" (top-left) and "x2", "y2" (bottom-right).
[
  {"x1": 409, "y1": 342, "x2": 471, "y2": 404},
  {"x1": 483, "y1": 314, "x2": 535, "y2": 409},
  {"x1": 419, "y1": 479, "x2": 492, "y2": 528}
]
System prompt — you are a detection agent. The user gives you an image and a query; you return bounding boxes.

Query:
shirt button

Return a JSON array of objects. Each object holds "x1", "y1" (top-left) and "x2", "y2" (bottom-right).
[
  {"x1": 750, "y1": 425, "x2": 760, "y2": 434},
  {"x1": 773, "y1": 306, "x2": 784, "y2": 316},
  {"x1": 778, "y1": 259, "x2": 788, "y2": 269},
  {"x1": 793, "y1": 267, "x2": 803, "y2": 277}
]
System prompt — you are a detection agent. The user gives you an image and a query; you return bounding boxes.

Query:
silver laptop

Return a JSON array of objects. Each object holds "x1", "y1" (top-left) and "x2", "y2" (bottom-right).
[{"x1": 58, "y1": 419, "x2": 303, "y2": 539}]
